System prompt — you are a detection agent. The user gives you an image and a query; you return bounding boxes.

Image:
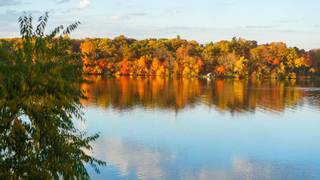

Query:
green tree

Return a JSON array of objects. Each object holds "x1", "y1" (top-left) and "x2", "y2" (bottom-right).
[{"x1": 0, "y1": 13, "x2": 105, "y2": 179}]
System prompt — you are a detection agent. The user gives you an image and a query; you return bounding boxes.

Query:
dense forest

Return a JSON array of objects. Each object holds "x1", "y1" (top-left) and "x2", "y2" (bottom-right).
[{"x1": 1, "y1": 36, "x2": 320, "y2": 79}]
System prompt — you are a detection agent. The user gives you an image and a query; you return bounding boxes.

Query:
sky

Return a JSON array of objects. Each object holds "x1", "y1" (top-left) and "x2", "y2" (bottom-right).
[{"x1": 0, "y1": 0, "x2": 320, "y2": 49}]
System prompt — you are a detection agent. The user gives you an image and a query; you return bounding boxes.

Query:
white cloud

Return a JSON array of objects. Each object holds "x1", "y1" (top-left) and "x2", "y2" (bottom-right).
[
  {"x1": 110, "y1": 13, "x2": 148, "y2": 22},
  {"x1": 79, "y1": 0, "x2": 90, "y2": 9},
  {"x1": 0, "y1": 0, "x2": 20, "y2": 7},
  {"x1": 57, "y1": 0, "x2": 70, "y2": 4}
]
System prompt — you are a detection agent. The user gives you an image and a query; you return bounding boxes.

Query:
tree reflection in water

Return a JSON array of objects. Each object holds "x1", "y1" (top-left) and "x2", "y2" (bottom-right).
[
  {"x1": 81, "y1": 76, "x2": 320, "y2": 113},
  {"x1": 0, "y1": 13, "x2": 104, "y2": 179}
]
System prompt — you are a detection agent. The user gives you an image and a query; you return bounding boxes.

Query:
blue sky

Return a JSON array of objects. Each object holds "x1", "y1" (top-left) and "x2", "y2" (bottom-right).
[{"x1": 0, "y1": 0, "x2": 320, "y2": 49}]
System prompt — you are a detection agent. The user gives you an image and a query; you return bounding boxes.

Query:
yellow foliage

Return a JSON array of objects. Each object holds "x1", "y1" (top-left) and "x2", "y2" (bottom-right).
[
  {"x1": 182, "y1": 66, "x2": 191, "y2": 77},
  {"x1": 294, "y1": 58, "x2": 303, "y2": 68},
  {"x1": 80, "y1": 41, "x2": 95, "y2": 55}
]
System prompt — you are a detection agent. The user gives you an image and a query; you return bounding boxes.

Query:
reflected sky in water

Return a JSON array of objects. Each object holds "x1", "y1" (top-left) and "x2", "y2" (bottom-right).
[{"x1": 81, "y1": 77, "x2": 320, "y2": 180}]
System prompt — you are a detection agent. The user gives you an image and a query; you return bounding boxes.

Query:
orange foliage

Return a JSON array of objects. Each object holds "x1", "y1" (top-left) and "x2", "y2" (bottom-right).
[
  {"x1": 76, "y1": 37, "x2": 319, "y2": 78},
  {"x1": 120, "y1": 59, "x2": 130, "y2": 75},
  {"x1": 80, "y1": 41, "x2": 95, "y2": 55},
  {"x1": 273, "y1": 59, "x2": 280, "y2": 65},
  {"x1": 215, "y1": 66, "x2": 226, "y2": 75}
]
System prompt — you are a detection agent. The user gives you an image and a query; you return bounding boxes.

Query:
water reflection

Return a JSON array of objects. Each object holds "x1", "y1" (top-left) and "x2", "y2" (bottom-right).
[
  {"x1": 81, "y1": 77, "x2": 320, "y2": 180},
  {"x1": 82, "y1": 77, "x2": 320, "y2": 179},
  {"x1": 93, "y1": 138, "x2": 173, "y2": 180},
  {"x1": 90, "y1": 138, "x2": 319, "y2": 180},
  {"x1": 81, "y1": 77, "x2": 320, "y2": 113}
]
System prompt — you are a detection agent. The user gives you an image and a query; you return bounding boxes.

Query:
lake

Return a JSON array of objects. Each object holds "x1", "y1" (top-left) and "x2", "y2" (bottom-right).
[{"x1": 81, "y1": 77, "x2": 320, "y2": 180}]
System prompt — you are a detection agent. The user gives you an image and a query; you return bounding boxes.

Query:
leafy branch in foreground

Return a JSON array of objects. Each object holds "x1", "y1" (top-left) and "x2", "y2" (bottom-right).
[{"x1": 0, "y1": 12, "x2": 105, "y2": 179}]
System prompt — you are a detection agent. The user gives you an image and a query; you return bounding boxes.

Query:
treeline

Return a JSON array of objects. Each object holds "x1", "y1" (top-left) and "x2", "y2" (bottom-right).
[
  {"x1": 79, "y1": 36, "x2": 320, "y2": 79},
  {"x1": 2, "y1": 36, "x2": 320, "y2": 78}
]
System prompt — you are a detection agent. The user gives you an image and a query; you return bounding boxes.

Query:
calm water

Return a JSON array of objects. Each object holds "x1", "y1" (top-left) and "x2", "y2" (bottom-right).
[{"x1": 81, "y1": 77, "x2": 320, "y2": 180}]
